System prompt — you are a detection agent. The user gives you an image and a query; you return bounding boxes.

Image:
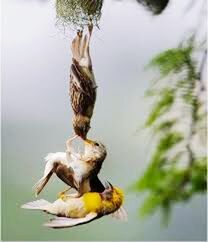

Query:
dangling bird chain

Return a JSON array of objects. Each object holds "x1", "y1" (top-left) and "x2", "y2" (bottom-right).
[{"x1": 22, "y1": 23, "x2": 127, "y2": 228}]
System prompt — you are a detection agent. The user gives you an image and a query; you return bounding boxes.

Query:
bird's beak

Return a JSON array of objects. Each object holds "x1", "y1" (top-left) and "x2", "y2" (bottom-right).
[{"x1": 84, "y1": 139, "x2": 95, "y2": 145}]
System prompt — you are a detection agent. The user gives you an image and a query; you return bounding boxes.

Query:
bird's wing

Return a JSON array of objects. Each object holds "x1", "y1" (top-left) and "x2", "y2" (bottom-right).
[
  {"x1": 71, "y1": 60, "x2": 96, "y2": 96},
  {"x1": 70, "y1": 72, "x2": 96, "y2": 116},
  {"x1": 89, "y1": 176, "x2": 105, "y2": 193},
  {"x1": 33, "y1": 170, "x2": 54, "y2": 196},
  {"x1": 34, "y1": 153, "x2": 69, "y2": 196},
  {"x1": 111, "y1": 206, "x2": 128, "y2": 222},
  {"x1": 55, "y1": 163, "x2": 77, "y2": 189},
  {"x1": 44, "y1": 212, "x2": 98, "y2": 228},
  {"x1": 21, "y1": 199, "x2": 51, "y2": 210},
  {"x1": 70, "y1": 30, "x2": 97, "y2": 117}
]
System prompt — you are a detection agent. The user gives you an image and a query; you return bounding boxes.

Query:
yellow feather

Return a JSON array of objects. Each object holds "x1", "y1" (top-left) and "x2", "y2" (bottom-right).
[
  {"x1": 82, "y1": 192, "x2": 102, "y2": 213},
  {"x1": 102, "y1": 187, "x2": 124, "y2": 214}
]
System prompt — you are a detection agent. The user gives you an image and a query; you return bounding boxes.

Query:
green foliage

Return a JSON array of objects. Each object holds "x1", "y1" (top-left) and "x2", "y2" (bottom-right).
[
  {"x1": 133, "y1": 38, "x2": 207, "y2": 222},
  {"x1": 56, "y1": 0, "x2": 103, "y2": 29},
  {"x1": 145, "y1": 88, "x2": 175, "y2": 126},
  {"x1": 148, "y1": 46, "x2": 193, "y2": 76}
]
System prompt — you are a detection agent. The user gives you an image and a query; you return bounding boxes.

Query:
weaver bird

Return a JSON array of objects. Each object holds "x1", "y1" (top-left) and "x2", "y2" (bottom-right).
[
  {"x1": 22, "y1": 182, "x2": 127, "y2": 228},
  {"x1": 34, "y1": 138, "x2": 107, "y2": 197},
  {"x1": 69, "y1": 23, "x2": 96, "y2": 140}
]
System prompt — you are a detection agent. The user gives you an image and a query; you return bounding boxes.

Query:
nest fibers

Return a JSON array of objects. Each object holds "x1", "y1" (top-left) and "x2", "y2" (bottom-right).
[{"x1": 56, "y1": 0, "x2": 103, "y2": 29}]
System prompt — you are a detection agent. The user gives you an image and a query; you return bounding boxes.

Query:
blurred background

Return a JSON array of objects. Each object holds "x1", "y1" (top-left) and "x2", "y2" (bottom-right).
[{"x1": 2, "y1": 0, "x2": 207, "y2": 240}]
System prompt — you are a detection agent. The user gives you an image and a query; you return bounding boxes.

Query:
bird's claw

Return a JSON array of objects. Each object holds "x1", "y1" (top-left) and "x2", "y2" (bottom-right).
[
  {"x1": 77, "y1": 29, "x2": 83, "y2": 38},
  {"x1": 66, "y1": 135, "x2": 78, "y2": 149},
  {"x1": 88, "y1": 22, "x2": 93, "y2": 36},
  {"x1": 58, "y1": 187, "x2": 72, "y2": 200}
]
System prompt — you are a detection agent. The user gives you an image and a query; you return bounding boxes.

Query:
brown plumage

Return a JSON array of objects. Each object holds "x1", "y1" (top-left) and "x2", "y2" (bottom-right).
[
  {"x1": 34, "y1": 139, "x2": 107, "y2": 197},
  {"x1": 70, "y1": 25, "x2": 97, "y2": 140}
]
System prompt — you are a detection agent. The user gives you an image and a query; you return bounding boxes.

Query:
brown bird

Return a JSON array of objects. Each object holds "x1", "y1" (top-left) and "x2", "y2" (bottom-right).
[
  {"x1": 34, "y1": 138, "x2": 107, "y2": 197},
  {"x1": 69, "y1": 24, "x2": 97, "y2": 140}
]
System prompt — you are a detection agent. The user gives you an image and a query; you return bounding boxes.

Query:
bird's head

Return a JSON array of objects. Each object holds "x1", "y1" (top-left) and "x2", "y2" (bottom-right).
[
  {"x1": 73, "y1": 115, "x2": 91, "y2": 140},
  {"x1": 100, "y1": 182, "x2": 124, "y2": 215},
  {"x1": 84, "y1": 139, "x2": 107, "y2": 161},
  {"x1": 101, "y1": 182, "x2": 124, "y2": 202}
]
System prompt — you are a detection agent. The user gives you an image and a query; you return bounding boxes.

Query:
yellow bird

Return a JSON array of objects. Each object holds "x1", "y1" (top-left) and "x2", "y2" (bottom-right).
[{"x1": 22, "y1": 182, "x2": 127, "y2": 228}]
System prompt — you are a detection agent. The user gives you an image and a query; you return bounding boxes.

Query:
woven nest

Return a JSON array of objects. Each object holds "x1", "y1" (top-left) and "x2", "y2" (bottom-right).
[
  {"x1": 56, "y1": 0, "x2": 103, "y2": 29},
  {"x1": 136, "y1": 0, "x2": 169, "y2": 15}
]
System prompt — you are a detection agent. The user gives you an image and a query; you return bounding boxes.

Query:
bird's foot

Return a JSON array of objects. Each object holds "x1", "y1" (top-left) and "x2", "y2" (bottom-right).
[
  {"x1": 77, "y1": 29, "x2": 83, "y2": 38},
  {"x1": 65, "y1": 192, "x2": 81, "y2": 199},
  {"x1": 66, "y1": 135, "x2": 78, "y2": 150},
  {"x1": 88, "y1": 21, "x2": 93, "y2": 36},
  {"x1": 58, "y1": 187, "x2": 72, "y2": 200}
]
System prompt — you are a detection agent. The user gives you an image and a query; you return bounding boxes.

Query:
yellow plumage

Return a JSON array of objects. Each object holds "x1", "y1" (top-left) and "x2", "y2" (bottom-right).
[
  {"x1": 22, "y1": 184, "x2": 126, "y2": 228},
  {"x1": 83, "y1": 192, "x2": 102, "y2": 212}
]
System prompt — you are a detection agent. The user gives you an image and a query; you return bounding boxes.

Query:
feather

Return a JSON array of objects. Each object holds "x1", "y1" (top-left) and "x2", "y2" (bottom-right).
[
  {"x1": 34, "y1": 152, "x2": 68, "y2": 196},
  {"x1": 44, "y1": 212, "x2": 97, "y2": 228},
  {"x1": 21, "y1": 199, "x2": 51, "y2": 210},
  {"x1": 111, "y1": 206, "x2": 128, "y2": 222},
  {"x1": 33, "y1": 171, "x2": 53, "y2": 196}
]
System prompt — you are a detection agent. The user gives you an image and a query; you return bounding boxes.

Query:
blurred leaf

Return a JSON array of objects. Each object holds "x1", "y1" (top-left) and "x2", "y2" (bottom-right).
[
  {"x1": 154, "y1": 119, "x2": 177, "y2": 133},
  {"x1": 134, "y1": 36, "x2": 207, "y2": 222},
  {"x1": 148, "y1": 46, "x2": 193, "y2": 77},
  {"x1": 145, "y1": 88, "x2": 175, "y2": 126},
  {"x1": 139, "y1": 193, "x2": 162, "y2": 217},
  {"x1": 191, "y1": 158, "x2": 207, "y2": 192}
]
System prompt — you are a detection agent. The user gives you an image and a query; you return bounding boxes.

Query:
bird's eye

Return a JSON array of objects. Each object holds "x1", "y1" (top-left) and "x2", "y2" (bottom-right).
[{"x1": 95, "y1": 142, "x2": 99, "y2": 146}]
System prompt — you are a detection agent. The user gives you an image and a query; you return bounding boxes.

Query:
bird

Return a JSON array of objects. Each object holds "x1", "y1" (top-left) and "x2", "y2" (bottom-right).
[
  {"x1": 22, "y1": 182, "x2": 127, "y2": 228},
  {"x1": 33, "y1": 138, "x2": 107, "y2": 197},
  {"x1": 69, "y1": 23, "x2": 97, "y2": 141}
]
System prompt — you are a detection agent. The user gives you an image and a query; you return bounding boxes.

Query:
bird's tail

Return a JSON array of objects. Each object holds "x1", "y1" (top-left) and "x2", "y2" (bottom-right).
[
  {"x1": 21, "y1": 199, "x2": 51, "y2": 210},
  {"x1": 111, "y1": 206, "x2": 128, "y2": 222}
]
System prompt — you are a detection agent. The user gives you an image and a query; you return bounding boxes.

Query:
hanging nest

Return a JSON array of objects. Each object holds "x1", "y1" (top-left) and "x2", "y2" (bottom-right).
[
  {"x1": 136, "y1": 0, "x2": 169, "y2": 15},
  {"x1": 56, "y1": 0, "x2": 103, "y2": 29}
]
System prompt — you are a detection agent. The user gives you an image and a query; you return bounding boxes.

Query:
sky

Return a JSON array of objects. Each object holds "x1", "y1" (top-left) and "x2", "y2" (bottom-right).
[{"x1": 1, "y1": 0, "x2": 207, "y2": 241}]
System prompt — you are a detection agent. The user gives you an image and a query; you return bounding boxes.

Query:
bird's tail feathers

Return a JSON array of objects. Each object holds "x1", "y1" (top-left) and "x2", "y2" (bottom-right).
[
  {"x1": 111, "y1": 206, "x2": 128, "y2": 222},
  {"x1": 21, "y1": 199, "x2": 51, "y2": 210}
]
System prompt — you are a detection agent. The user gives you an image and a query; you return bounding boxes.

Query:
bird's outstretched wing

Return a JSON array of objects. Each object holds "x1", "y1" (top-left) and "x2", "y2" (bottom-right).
[{"x1": 44, "y1": 212, "x2": 98, "y2": 228}]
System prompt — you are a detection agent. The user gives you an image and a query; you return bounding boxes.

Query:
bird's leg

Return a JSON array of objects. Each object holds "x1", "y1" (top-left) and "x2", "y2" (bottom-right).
[
  {"x1": 88, "y1": 18, "x2": 93, "y2": 37},
  {"x1": 65, "y1": 192, "x2": 82, "y2": 199},
  {"x1": 80, "y1": 21, "x2": 93, "y2": 70},
  {"x1": 71, "y1": 29, "x2": 82, "y2": 62},
  {"x1": 66, "y1": 135, "x2": 78, "y2": 161},
  {"x1": 66, "y1": 135, "x2": 78, "y2": 150},
  {"x1": 58, "y1": 187, "x2": 72, "y2": 200}
]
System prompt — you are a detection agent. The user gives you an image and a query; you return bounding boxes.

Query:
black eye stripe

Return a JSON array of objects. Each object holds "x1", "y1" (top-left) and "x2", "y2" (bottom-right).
[{"x1": 95, "y1": 143, "x2": 99, "y2": 146}]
